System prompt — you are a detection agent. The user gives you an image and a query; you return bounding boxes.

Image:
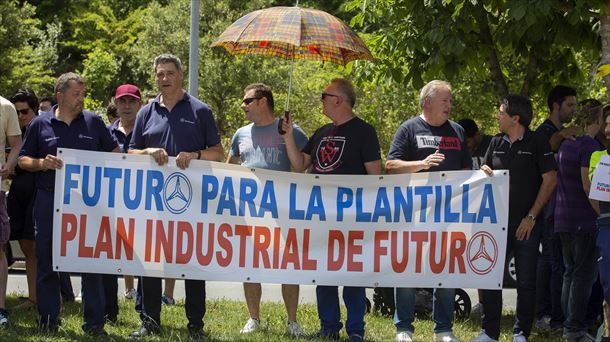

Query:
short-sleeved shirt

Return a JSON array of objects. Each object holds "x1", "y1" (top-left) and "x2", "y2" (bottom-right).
[
  {"x1": 471, "y1": 134, "x2": 493, "y2": 170},
  {"x1": 483, "y1": 130, "x2": 556, "y2": 229},
  {"x1": 554, "y1": 136, "x2": 602, "y2": 233},
  {"x1": 589, "y1": 149, "x2": 610, "y2": 216},
  {"x1": 0, "y1": 96, "x2": 23, "y2": 165},
  {"x1": 302, "y1": 116, "x2": 380, "y2": 175},
  {"x1": 19, "y1": 107, "x2": 118, "y2": 191},
  {"x1": 230, "y1": 118, "x2": 308, "y2": 171},
  {"x1": 109, "y1": 120, "x2": 132, "y2": 153},
  {"x1": 535, "y1": 119, "x2": 560, "y2": 141},
  {"x1": 129, "y1": 92, "x2": 220, "y2": 156},
  {"x1": 387, "y1": 116, "x2": 472, "y2": 171}
]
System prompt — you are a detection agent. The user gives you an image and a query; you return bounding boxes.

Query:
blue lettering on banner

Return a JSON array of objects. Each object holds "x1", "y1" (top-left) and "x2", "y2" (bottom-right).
[{"x1": 336, "y1": 187, "x2": 353, "y2": 222}]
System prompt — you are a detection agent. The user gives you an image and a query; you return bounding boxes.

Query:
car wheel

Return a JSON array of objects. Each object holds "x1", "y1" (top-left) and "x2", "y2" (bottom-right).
[{"x1": 503, "y1": 250, "x2": 517, "y2": 288}]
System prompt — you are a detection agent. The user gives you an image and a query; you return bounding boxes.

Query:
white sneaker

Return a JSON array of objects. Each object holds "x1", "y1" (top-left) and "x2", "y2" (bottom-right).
[
  {"x1": 287, "y1": 320, "x2": 303, "y2": 336},
  {"x1": 124, "y1": 288, "x2": 137, "y2": 300},
  {"x1": 435, "y1": 331, "x2": 461, "y2": 342},
  {"x1": 513, "y1": 332, "x2": 527, "y2": 342},
  {"x1": 240, "y1": 318, "x2": 260, "y2": 334},
  {"x1": 396, "y1": 331, "x2": 413, "y2": 342},
  {"x1": 471, "y1": 331, "x2": 498, "y2": 342}
]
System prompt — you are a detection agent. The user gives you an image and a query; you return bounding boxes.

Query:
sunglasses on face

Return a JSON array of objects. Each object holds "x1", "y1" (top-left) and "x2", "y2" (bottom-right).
[
  {"x1": 320, "y1": 93, "x2": 340, "y2": 101},
  {"x1": 242, "y1": 97, "x2": 262, "y2": 105},
  {"x1": 17, "y1": 108, "x2": 31, "y2": 115}
]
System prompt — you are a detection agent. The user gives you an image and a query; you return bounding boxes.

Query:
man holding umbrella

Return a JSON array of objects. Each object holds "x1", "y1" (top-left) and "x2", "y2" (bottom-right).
[{"x1": 281, "y1": 78, "x2": 381, "y2": 342}]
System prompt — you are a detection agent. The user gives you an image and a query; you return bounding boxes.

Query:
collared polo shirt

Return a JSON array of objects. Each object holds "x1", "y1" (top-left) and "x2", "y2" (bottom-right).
[
  {"x1": 20, "y1": 107, "x2": 118, "y2": 191},
  {"x1": 109, "y1": 120, "x2": 132, "y2": 153},
  {"x1": 483, "y1": 129, "x2": 556, "y2": 228},
  {"x1": 129, "y1": 92, "x2": 220, "y2": 156}
]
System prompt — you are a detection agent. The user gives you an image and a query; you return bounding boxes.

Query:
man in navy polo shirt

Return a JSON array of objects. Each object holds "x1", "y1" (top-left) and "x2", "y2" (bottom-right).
[
  {"x1": 18, "y1": 72, "x2": 119, "y2": 336},
  {"x1": 128, "y1": 54, "x2": 223, "y2": 339}
]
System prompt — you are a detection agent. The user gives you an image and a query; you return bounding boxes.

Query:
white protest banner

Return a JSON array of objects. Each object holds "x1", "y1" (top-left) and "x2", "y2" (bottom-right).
[
  {"x1": 53, "y1": 148, "x2": 509, "y2": 289},
  {"x1": 589, "y1": 154, "x2": 610, "y2": 202}
]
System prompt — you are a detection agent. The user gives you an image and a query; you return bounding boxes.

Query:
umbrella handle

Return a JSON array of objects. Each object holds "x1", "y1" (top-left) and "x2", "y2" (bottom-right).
[{"x1": 278, "y1": 110, "x2": 290, "y2": 135}]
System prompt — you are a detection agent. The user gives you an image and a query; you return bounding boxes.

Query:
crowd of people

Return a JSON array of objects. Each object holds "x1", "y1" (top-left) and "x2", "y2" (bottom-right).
[{"x1": 0, "y1": 53, "x2": 608, "y2": 342}]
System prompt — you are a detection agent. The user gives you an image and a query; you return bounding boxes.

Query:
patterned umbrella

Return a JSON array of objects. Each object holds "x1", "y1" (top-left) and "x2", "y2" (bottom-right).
[
  {"x1": 211, "y1": 6, "x2": 373, "y2": 65},
  {"x1": 211, "y1": 6, "x2": 373, "y2": 127}
]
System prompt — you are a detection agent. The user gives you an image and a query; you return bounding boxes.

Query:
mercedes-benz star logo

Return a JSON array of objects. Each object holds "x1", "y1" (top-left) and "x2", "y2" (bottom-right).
[
  {"x1": 466, "y1": 231, "x2": 498, "y2": 275},
  {"x1": 163, "y1": 172, "x2": 192, "y2": 214}
]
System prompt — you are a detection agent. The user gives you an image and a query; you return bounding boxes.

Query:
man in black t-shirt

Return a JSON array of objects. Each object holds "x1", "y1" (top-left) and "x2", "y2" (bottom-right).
[
  {"x1": 282, "y1": 78, "x2": 381, "y2": 342},
  {"x1": 386, "y1": 80, "x2": 470, "y2": 342},
  {"x1": 458, "y1": 118, "x2": 492, "y2": 170}
]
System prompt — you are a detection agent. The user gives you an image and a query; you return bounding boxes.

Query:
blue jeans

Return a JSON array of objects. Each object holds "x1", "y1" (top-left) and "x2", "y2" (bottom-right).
[
  {"x1": 535, "y1": 217, "x2": 564, "y2": 328},
  {"x1": 394, "y1": 287, "x2": 454, "y2": 333},
  {"x1": 597, "y1": 216, "x2": 610, "y2": 305},
  {"x1": 511, "y1": 222, "x2": 543, "y2": 337},
  {"x1": 316, "y1": 286, "x2": 366, "y2": 336},
  {"x1": 560, "y1": 232, "x2": 599, "y2": 338}
]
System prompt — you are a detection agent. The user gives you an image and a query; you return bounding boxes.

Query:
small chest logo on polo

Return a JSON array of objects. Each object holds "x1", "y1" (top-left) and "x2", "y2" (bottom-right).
[
  {"x1": 163, "y1": 172, "x2": 192, "y2": 214},
  {"x1": 179, "y1": 118, "x2": 196, "y2": 125},
  {"x1": 44, "y1": 136, "x2": 60, "y2": 142},
  {"x1": 316, "y1": 136, "x2": 345, "y2": 171},
  {"x1": 78, "y1": 134, "x2": 93, "y2": 140},
  {"x1": 516, "y1": 150, "x2": 532, "y2": 155},
  {"x1": 416, "y1": 135, "x2": 461, "y2": 150}
]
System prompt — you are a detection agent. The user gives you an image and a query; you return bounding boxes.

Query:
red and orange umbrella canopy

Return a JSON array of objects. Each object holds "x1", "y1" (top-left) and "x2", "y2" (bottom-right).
[{"x1": 211, "y1": 6, "x2": 373, "y2": 66}]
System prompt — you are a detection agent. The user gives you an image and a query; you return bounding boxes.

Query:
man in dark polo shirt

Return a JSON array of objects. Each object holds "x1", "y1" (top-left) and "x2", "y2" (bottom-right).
[
  {"x1": 478, "y1": 94, "x2": 557, "y2": 342},
  {"x1": 18, "y1": 72, "x2": 119, "y2": 336},
  {"x1": 128, "y1": 54, "x2": 224, "y2": 339}
]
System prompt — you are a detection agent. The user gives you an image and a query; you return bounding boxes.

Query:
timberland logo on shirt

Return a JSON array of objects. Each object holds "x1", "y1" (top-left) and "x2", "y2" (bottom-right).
[
  {"x1": 416, "y1": 135, "x2": 461, "y2": 150},
  {"x1": 180, "y1": 118, "x2": 196, "y2": 125},
  {"x1": 78, "y1": 134, "x2": 93, "y2": 140},
  {"x1": 44, "y1": 136, "x2": 60, "y2": 142}
]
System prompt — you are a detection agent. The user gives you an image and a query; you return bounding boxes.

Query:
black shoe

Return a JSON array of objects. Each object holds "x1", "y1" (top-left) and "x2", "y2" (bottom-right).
[
  {"x1": 313, "y1": 331, "x2": 340, "y2": 341},
  {"x1": 104, "y1": 314, "x2": 118, "y2": 324},
  {"x1": 189, "y1": 328, "x2": 208, "y2": 340},
  {"x1": 348, "y1": 333, "x2": 364, "y2": 342},
  {"x1": 129, "y1": 325, "x2": 160, "y2": 339},
  {"x1": 84, "y1": 325, "x2": 108, "y2": 337}
]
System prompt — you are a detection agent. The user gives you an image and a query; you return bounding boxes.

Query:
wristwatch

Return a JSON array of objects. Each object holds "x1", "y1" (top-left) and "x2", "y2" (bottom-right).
[
  {"x1": 526, "y1": 212, "x2": 536, "y2": 222},
  {"x1": 195, "y1": 150, "x2": 201, "y2": 160}
]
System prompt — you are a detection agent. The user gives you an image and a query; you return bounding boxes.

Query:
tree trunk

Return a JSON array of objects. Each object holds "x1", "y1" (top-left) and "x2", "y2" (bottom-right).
[
  {"x1": 521, "y1": 49, "x2": 538, "y2": 97},
  {"x1": 601, "y1": 4, "x2": 610, "y2": 101}
]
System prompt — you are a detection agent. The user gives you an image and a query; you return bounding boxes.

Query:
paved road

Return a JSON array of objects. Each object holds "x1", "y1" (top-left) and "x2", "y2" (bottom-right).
[{"x1": 7, "y1": 272, "x2": 517, "y2": 310}]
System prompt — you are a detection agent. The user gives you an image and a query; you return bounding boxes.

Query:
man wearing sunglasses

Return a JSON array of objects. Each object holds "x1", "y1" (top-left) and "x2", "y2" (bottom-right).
[
  {"x1": 228, "y1": 83, "x2": 308, "y2": 336},
  {"x1": 281, "y1": 78, "x2": 381, "y2": 342},
  {"x1": 0, "y1": 94, "x2": 22, "y2": 328}
]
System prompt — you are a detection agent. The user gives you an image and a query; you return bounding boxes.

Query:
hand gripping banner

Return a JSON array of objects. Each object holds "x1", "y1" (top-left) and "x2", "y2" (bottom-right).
[{"x1": 53, "y1": 149, "x2": 509, "y2": 289}]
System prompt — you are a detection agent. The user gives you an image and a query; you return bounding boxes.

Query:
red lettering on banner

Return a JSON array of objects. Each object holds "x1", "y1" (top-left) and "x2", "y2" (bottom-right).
[
  {"x1": 176, "y1": 221, "x2": 193, "y2": 264},
  {"x1": 154, "y1": 220, "x2": 174, "y2": 263},
  {"x1": 301, "y1": 229, "x2": 317, "y2": 270},
  {"x1": 93, "y1": 216, "x2": 113, "y2": 258},
  {"x1": 281, "y1": 228, "x2": 300, "y2": 269},
  {"x1": 347, "y1": 231, "x2": 364, "y2": 271},
  {"x1": 273, "y1": 227, "x2": 281, "y2": 269},
  {"x1": 327, "y1": 230, "x2": 345, "y2": 271},
  {"x1": 78, "y1": 214, "x2": 93, "y2": 258},
  {"x1": 235, "y1": 225, "x2": 252, "y2": 267},
  {"x1": 374, "y1": 231, "x2": 388, "y2": 272},
  {"x1": 411, "y1": 231, "x2": 428, "y2": 273},
  {"x1": 115, "y1": 218, "x2": 134, "y2": 260},
  {"x1": 145, "y1": 220, "x2": 152, "y2": 262},
  {"x1": 216, "y1": 223, "x2": 233, "y2": 267},
  {"x1": 253, "y1": 226, "x2": 271, "y2": 268},
  {"x1": 391, "y1": 231, "x2": 409, "y2": 272},
  {"x1": 449, "y1": 232, "x2": 466, "y2": 273},
  {"x1": 429, "y1": 232, "x2": 448, "y2": 274},
  {"x1": 195, "y1": 222, "x2": 214, "y2": 266},
  {"x1": 60, "y1": 213, "x2": 78, "y2": 256}
]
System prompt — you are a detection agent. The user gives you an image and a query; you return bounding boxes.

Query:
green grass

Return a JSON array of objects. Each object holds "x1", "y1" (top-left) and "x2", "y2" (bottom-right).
[{"x1": 1, "y1": 295, "x2": 564, "y2": 341}]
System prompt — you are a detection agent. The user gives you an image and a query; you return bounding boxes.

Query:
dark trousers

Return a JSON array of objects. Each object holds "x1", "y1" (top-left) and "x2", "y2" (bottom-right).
[
  {"x1": 316, "y1": 285, "x2": 366, "y2": 337},
  {"x1": 597, "y1": 217, "x2": 610, "y2": 305},
  {"x1": 34, "y1": 189, "x2": 106, "y2": 329},
  {"x1": 102, "y1": 274, "x2": 119, "y2": 320},
  {"x1": 481, "y1": 222, "x2": 542, "y2": 338},
  {"x1": 535, "y1": 218, "x2": 564, "y2": 328},
  {"x1": 560, "y1": 232, "x2": 598, "y2": 338},
  {"x1": 59, "y1": 272, "x2": 74, "y2": 301},
  {"x1": 138, "y1": 276, "x2": 206, "y2": 330}
]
